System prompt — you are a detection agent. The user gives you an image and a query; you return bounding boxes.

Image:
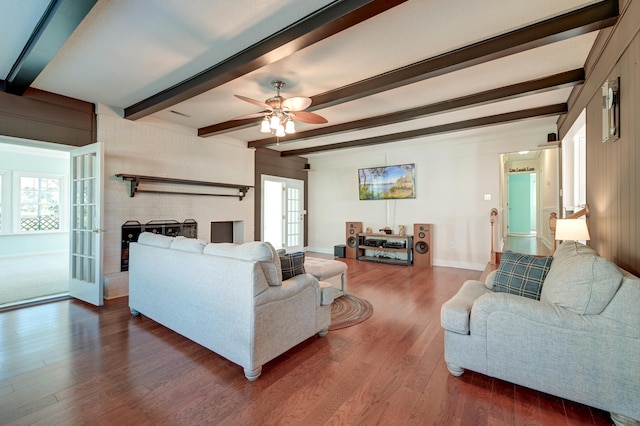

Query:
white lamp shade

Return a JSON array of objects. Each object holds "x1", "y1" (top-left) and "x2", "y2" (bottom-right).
[
  {"x1": 260, "y1": 118, "x2": 271, "y2": 133},
  {"x1": 269, "y1": 115, "x2": 280, "y2": 129},
  {"x1": 275, "y1": 124, "x2": 285, "y2": 137},
  {"x1": 555, "y1": 219, "x2": 590, "y2": 241},
  {"x1": 285, "y1": 120, "x2": 295, "y2": 134}
]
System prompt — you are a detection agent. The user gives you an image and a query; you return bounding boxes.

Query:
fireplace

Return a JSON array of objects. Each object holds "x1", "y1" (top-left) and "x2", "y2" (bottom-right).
[
  {"x1": 211, "y1": 221, "x2": 244, "y2": 244},
  {"x1": 121, "y1": 219, "x2": 197, "y2": 271}
]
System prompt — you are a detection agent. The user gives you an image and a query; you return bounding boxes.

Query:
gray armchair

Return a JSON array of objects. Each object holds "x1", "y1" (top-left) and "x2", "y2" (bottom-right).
[{"x1": 441, "y1": 242, "x2": 640, "y2": 425}]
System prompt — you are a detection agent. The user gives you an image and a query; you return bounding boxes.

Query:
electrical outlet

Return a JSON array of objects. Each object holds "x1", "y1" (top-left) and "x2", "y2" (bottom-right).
[
  {"x1": 484, "y1": 193, "x2": 491, "y2": 200},
  {"x1": 449, "y1": 242, "x2": 455, "y2": 249}
]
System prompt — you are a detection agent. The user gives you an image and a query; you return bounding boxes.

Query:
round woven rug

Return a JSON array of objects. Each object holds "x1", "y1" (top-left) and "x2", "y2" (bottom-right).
[{"x1": 329, "y1": 293, "x2": 373, "y2": 330}]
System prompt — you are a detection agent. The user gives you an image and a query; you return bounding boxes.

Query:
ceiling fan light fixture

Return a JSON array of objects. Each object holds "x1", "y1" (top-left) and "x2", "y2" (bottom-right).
[
  {"x1": 234, "y1": 79, "x2": 327, "y2": 139},
  {"x1": 269, "y1": 115, "x2": 280, "y2": 129},
  {"x1": 260, "y1": 117, "x2": 271, "y2": 133},
  {"x1": 285, "y1": 120, "x2": 296, "y2": 134}
]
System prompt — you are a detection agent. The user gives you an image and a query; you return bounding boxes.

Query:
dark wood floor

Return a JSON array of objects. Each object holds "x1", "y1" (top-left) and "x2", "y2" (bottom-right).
[{"x1": 1, "y1": 257, "x2": 611, "y2": 425}]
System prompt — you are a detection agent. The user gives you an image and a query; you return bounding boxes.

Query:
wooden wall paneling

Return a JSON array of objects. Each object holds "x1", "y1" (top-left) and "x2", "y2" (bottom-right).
[
  {"x1": 586, "y1": 30, "x2": 640, "y2": 276},
  {"x1": 0, "y1": 89, "x2": 95, "y2": 147},
  {"x1": 630, "y1": 35, "x2": 639, "y2": 274},
  {"x1": 618, "y1": 36, "x2": 633, "y2": 271}
]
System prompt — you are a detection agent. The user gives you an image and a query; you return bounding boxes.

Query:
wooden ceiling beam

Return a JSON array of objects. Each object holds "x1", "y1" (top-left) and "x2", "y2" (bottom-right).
[
  {"x1": 249, "y1": 68, "x2": 584, "y2": 148},
  {"x1": 199, "y1": 0, "x2": 617, "y2": 138},
  {"x1": 280, "y1": 103, "x2": 568, "y2": 157},
  {"x1": 3, "y1": 0, "x2": 97, "y2": 96},
  {"x1": 124, "y1": 0, "x2": 408, "y2": 120}
]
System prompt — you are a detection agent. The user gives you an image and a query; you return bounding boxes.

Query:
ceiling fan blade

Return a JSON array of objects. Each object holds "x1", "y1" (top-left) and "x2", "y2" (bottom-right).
[
  {"x1": 234, "y1": 95, "x2": 271, "y2": 110},
  {"x1": 229, "y1": 112, "x2": 267, "y2": 121},
  {"x1": 290, "y1": 111, "x2": 328, "y2": 124},
  {"x1": 282, "y1": 96, "x2": 312, "y2": 111}
]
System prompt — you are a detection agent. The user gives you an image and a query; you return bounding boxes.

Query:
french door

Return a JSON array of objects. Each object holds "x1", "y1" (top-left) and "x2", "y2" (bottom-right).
[
  {"x1": 69, "y1": 143, "x2": 104, "y2": 306},
  {"x1": 261, "y1": 175, "x2": 304, "y2": 253}
]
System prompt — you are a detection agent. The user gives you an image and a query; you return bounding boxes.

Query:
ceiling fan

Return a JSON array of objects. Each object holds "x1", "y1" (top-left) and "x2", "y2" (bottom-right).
[{"x1": 233, "y1": 80, "x2": 328, "y2": 137}]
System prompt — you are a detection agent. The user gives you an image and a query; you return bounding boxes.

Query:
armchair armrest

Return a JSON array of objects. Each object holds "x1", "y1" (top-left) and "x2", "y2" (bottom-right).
[{"x1": 441, "y1": 280, "x2": 491, "y2": 334}]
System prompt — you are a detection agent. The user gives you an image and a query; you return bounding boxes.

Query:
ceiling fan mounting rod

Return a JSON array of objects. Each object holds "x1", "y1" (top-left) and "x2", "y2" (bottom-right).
[{"x1": 272, "y1": 80, "x2": 285, "y2": 93}]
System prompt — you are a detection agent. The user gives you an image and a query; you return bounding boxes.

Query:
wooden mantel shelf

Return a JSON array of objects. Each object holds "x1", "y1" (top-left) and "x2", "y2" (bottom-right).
[{"x1": 115, "y1": 174, "x2": 253, "y2": 200}]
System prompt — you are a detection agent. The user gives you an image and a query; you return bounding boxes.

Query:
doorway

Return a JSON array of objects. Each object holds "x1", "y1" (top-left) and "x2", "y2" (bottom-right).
[
  {"x1": 0, "y1": 140, "x2": 70, "y2": 308},
  {"x1": 507, "y1": 172, "x2": 537, "y2": 235},
  {"x1": 500, "y1": 147, "x2": 559, "y2": 255},
  {"x1": 261, "y1": 175, "x2": 305, "y2": 253}
]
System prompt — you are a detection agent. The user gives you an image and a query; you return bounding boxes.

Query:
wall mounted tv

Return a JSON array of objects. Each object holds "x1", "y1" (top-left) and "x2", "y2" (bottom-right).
[{"x1": 358, "y1": 163, "x2": 415, "y2": 200}]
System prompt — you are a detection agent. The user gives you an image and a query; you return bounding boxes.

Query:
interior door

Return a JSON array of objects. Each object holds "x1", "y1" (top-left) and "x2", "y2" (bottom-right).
[
  {"x1": 508, "y1": 173, "x2": 532, "y2": 235},
  {"x1": 69, "y1": 143, "x2": 104, "y2": 306},
  {"x1": 261, "y1": 175, "x2": 304, "y2": 252}
]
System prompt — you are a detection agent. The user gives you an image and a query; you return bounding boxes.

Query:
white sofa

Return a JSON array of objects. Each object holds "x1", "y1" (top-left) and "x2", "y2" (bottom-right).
[
  {"x1": 129, "y1": 233, "x2": 332, "y2": 381},
  {"x1": 441, "y1": 241, "x2": 640, "y2": 425}
]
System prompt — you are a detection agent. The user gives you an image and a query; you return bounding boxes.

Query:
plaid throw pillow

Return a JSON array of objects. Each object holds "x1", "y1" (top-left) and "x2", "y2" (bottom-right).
[
  {"x1": 493, "y1": 251, "x2": 553, "y2": 300},
  {"x1": 279, "y1": 252, "x2": 306, "y2": 280}
]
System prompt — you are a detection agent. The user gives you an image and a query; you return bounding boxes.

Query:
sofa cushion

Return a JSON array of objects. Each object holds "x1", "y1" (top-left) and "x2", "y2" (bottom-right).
[
  {"x1": 137, "y1": 232, "x2": 174, "y2": 248},
  {"x1": 553, "y1": 240, "x2": 598, "y2": 260},
  {"x1": 280, "y1": 252, "x2": 306, "y2": 280},
  {"x1": 170, "y1": 237, "x2": 206, "y2": 253},
  {"x1": 204, "y1": 241, "x2": 282, "y2": 286},
  {"x1": 541, "y1": 252, "x2": 624, "y2": 315},
  {"x1": 492, "y1": 251, "x2": 553, "y2": 300}
]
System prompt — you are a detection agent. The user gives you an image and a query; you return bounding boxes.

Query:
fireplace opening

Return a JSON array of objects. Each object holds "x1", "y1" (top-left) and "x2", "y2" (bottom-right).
[{"x1": 211, "y1": 221, "x2": 243, "y2": 243}]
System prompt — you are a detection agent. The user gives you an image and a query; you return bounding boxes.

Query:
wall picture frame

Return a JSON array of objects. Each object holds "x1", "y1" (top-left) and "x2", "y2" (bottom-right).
[{"x1": 358, "y1": 163, "x2": 415, "y2": 200}]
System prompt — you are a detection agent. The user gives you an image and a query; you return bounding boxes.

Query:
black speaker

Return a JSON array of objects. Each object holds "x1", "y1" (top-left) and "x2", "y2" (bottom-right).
[
  {"x1": 346, "y1": 221, "x2": 363, "y2": 258},
  {"x1": 413, "y1": 223, "x2": 433, "y2": 267}
]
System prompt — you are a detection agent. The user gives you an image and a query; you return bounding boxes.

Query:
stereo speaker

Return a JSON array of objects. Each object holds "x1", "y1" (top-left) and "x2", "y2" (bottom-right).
[
  {"x1": 345, "y1": 221, "x2": 363, "y2": 258},
  {"x1": 413, "y1": 223, "x2": 433, "y2": 267}
]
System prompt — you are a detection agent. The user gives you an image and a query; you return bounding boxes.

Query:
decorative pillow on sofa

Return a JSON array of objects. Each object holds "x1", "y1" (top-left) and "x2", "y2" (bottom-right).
[
  {"x1": 279, "y1": 252, "x2": 306, "y2": 281},
  {"x1": 493, "y1": 251, "x2": 553, "y2": 300}
]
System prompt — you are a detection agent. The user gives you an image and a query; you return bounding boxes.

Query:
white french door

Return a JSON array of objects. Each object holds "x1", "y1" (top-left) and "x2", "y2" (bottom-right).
[
  {"x1": 261, "y1": 175, "x2": 304, "y2": 253},
  {"x1": 69, "y1": 143, "x2": 104, "y2": 306}
]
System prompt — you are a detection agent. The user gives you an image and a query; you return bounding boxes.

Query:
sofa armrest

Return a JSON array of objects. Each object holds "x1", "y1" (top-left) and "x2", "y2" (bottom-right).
[
  {"x1": 470, "y1": 293, "x2": 640, "y2": 339},
  {"x1": 254, "y1": 273, "x2": 320, "y2": 307},
  {"x1": 441, "y1": 280, "x2": 492, "y2": 334}
]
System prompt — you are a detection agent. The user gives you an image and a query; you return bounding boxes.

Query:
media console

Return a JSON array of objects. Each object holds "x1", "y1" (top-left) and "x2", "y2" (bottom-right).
[{"x1": 355, "y1": 233, "x2": 413, "y2": 266}]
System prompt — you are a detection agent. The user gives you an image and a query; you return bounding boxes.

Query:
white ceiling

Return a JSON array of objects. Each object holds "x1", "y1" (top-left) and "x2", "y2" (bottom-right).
[{"x1": 1, "y1": 0, "x2": 608, "y2": 157}]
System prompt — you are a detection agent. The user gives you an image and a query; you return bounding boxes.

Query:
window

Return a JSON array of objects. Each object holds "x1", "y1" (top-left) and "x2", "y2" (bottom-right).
[{"x1": 17, "y1": 175, "x2": 65, "y2": 232}]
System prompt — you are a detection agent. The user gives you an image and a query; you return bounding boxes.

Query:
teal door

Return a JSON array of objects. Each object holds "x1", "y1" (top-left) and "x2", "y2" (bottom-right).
[{"x1": 508, "y1": 173, "x2": 532, "y2": 235}]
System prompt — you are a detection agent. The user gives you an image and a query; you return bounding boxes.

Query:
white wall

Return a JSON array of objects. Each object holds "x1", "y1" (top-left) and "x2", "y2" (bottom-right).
[
  {"x1": 307, "y1": 120, "x2": 556, "y2": 271},
  {"x1": 97, "y1": 106, "x2": 255, "y2": 297}
]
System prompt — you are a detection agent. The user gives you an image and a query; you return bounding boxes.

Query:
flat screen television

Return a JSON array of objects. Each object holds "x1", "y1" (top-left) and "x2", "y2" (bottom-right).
[{"x1": 358, "y1": 163, "x2": 415, "y2": 200}]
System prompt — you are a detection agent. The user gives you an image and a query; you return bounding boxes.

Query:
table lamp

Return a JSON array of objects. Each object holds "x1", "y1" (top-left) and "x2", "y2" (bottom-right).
[{"x1": 555, "y1": 219, "x2": 590, "y2": 241}]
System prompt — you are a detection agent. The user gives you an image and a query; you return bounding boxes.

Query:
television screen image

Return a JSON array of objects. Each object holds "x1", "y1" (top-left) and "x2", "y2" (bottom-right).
[{"x1": 358, "y1": 163, "x2": 415, "y2": 200}]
